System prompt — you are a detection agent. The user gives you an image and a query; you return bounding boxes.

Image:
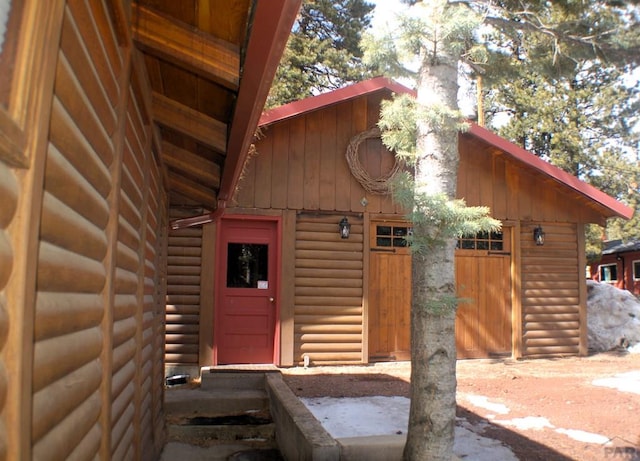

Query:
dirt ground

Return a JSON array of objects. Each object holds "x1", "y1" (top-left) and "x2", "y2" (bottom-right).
[{"x1": 281, "y1": 351, "x2": 640, "y2": 461}]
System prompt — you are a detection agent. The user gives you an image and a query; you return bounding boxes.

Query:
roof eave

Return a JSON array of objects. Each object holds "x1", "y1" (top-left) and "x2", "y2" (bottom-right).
[
  {"x1": 255, "y1": 77, "x2": 633, "y2": 222},
  {"x1": 259, "y1": 76, "x2": 415, "y2": 127},
  {"x1": 466, "y1": 123, "x2": 634, "y2": 221},
  {"x1": 218, "y1": 0, "x2": 302, "y2": 204}
]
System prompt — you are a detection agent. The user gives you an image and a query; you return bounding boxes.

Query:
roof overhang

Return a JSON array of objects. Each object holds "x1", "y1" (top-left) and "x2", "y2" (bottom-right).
[
  {"x1": 132, "y1": 0, "x2": 301, "y2": 228},
  {"x1": 258, "y1": 77, "x2": 633, "y2": 222},
  {"x1": 219, "y1": 0, "x2": 302, "y2": 204},
  {"x1": 463, "y1": 123, "x2": 634, "y2": 220}
]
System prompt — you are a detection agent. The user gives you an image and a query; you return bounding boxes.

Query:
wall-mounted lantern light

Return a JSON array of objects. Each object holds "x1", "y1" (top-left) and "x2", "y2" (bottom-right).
[
  {"x1": 339, "y1": 217, "x2": 351, "y2": 239},
  {"x1": 533, "y1": 225, "x2": 545, "y2": 246}
]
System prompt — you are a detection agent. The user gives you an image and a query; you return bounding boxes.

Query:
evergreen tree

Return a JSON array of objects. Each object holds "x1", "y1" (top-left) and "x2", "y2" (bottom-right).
[
  {"x1": 266, "y1": 0, "x2": 375, "y2": 108},
  {"x1": 363, "y1": 1, "x2": 640, "y2": 459},
  {"x1": 479, "y1": 5, "x2": 640, "y2": 249}
]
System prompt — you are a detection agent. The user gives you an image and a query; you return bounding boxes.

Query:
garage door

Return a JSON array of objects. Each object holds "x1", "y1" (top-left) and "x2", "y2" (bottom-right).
[{"x1": 455, "y1": 229, "x2": 512, "y2": 358}]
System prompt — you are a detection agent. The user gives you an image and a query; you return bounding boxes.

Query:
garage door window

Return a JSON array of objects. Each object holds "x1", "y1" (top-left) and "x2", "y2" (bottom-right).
[
  {"x1": 374, "y1": 224, "x2": 412, "y2": 248},
  {"x1": 457, "y1": 231, "x2": 503, "y2": 251}
]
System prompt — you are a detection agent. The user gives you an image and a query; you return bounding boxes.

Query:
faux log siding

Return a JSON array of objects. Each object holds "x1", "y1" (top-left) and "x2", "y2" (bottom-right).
[
  {"x1": 30, "y1": 2, "x2": 165, "y2": 459},
  {"x1": 145, "y1": 168, "x2": 167, "y2": 458},
  {"x1": 111, "y1": 103, "x2": 144, "y2": 461},
  {"x1": 237, "y1": 92, "x2": 401, "y2": 215},
  {"x1": 31, "y1": 1, "x2": 122, "y2": 457},
  {"x1": 521, "y1": 223, "x2": 581, "y2": 357},
  {"x1": 294, "y1": 215, "x2": 364, "y2": 364},
  {"x1": 165, "y1": 209, "x2": 203, "y2": 365},
  {"x1": 0, "y1": 163, "x2": 18, "y2": 458}
]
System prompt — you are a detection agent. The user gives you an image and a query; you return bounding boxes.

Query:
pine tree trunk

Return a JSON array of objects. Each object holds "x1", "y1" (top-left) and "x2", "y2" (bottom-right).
[{"x1": 403, "y1": 52, "x2": 460, "y2": 461}]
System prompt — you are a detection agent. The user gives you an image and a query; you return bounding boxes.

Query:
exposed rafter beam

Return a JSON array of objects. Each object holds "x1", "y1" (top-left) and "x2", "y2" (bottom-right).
[
  {"x1": 152, "y1": 92, "x2": 227, "y2": 153},
  {"x1": 162, "y1": 141, "x2": 220, "y2": 187},
  {"x1": 168, "y1": 175, "x2": 217, "y2": 211},
  {"x1": 132, "y1": 4, "x2": 240, "y2": 90}
]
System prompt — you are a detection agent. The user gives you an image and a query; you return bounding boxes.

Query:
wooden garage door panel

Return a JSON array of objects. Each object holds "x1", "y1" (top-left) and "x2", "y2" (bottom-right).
[
  {"x1": 456, "y1": 254, "x2": 512, "y2": 358},
  {"x1": 368, "y1": 251, "x2": 411, "y2": 360}
]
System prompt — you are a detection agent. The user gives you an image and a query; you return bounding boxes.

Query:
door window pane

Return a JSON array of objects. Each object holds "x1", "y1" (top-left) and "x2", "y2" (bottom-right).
[{"x1": 227, "y1": 243, "x2": 268, "y2": 288}]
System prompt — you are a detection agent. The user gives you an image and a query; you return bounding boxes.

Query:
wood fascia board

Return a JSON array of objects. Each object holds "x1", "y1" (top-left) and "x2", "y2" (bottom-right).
[
  {"x1": 152, "y1": 91, "x2": 226, "y2": 152},
  {"x1": 168, "y1": 175, "x2": 217, "y2": 210},
  {"x1": 218, "y1": 0, "x2": 302, "y2": 203},
  {"x1": 132, "y1": 3, "x2": 239, "y2": 90},
  {"x1": 162, "y1": 141, "x2": 220, "y2": 186}
]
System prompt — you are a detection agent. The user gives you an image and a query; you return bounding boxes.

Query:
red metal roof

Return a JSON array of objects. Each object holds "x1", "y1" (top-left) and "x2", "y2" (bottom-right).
[
  {"x1": 259, "y1": 77, "x2": 633, "y2": 220},
  {"x1": 259, "y1": 76, "x2": 414, "y2": 126}
]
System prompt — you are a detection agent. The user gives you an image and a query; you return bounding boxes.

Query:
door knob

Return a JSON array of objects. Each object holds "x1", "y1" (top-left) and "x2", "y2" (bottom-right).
[{"x1": 269, "y1": 297, "x2": 275, "y2": 302}]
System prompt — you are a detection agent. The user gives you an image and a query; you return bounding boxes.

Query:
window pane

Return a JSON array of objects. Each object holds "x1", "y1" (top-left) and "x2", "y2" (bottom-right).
[
  {"x1": 377, "y1": 226, "x2": 391, "y2": 236},
  {"x1": 227, "y1": 243, "x2": 268, "y2": 288},
  {"x1": 394, "y1": 237, "x2": 408, "y2": 247},
  {"x1": 634, "y1": 262, "x2": 640, "y2": 280},
  {"x1": 461, "y1": 239, "x2": 475, "y2": 250},
  {"x1": 377, "y1": 237, "x2": 392, "y2": 247},
  {"x1": 600, "y1": 264, "x2": 617, "y2": 282}
]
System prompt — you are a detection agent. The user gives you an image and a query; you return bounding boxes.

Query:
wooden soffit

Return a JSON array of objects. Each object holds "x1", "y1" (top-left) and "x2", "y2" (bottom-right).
[{"x1": 132, "y1": 0, "x2": 301, "y2": 214}]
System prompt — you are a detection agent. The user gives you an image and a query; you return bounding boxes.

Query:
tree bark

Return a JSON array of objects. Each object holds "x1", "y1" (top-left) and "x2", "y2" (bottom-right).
[{"x1": 403, "y1": 51, "x2": 460, "y2": 461}]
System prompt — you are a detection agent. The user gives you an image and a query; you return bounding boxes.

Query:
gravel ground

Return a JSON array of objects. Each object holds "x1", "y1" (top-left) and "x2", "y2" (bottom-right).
[{"x1": 282, "y1": 351, "x2": 639, "y2": 461}]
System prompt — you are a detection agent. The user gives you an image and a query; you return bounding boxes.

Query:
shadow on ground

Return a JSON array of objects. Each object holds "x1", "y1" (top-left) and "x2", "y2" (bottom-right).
[{"x1": 283, "y1": 372, "x2": 574, "y2": 461}]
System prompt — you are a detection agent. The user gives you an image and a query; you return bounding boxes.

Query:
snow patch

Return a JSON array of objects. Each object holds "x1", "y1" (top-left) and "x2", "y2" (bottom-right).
[
  {"x1": 587, "y1": 281, "x2": 640, "y2": 352},
  {"x1": 301, "y1": 396, "x2": 518, "y2": 460},
  {"x1": 301, "y1": 396, "x2": 409, "y2": 437},
  {"x1": 592, "y1": 371, "x2": 640, "y2": 394},
  {"x1": 464, "y1": 394, "x2": 510, "y2": 415},
  {"x1": 454, "y1": 425, "x2": 518, "y2": 461},
  {"x1": 496, "y1": 416, "x2": 555, "y2": 430},
  {"x1": 495, "y1": 416, "x2": 610, "y2": 445},
  {"x1": 555, "y1": 428, "x2": 611, "y2": 444}
]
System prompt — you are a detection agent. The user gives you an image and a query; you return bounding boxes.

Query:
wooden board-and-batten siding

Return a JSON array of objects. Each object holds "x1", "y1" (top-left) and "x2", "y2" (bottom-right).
[
  {"x1": 0, "y1": 2, "x2": 166, "y2": 460},
  {"x1": 235, "y1": 93, "x2": 402, "y2": 216},
  {"x1": 294, "y1": 214, "x2": 364, "y2": 364}
]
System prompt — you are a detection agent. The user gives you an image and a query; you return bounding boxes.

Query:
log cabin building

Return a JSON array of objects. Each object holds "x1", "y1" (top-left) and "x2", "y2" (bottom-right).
[
  {"x1": 0, "y1": 0, "x2": 300, "y2": 459},
  {"x1": 166, "y1": 77, "x2": 633, "y2": 373},
  {"x1": 1, "y1": 0, "x2": 631, "y2": 456},
  {"x1": 588, "y1": 239, "x2": 640, "y2": 296}
]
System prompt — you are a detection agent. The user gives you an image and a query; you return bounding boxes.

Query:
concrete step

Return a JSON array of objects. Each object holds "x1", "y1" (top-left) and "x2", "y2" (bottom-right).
[
  {"x1": 167, "y1": 411, "x2": 276, "y2": 448},
  {"x1": 165, "y1": 370, "x2": 278, "y2": 450},
  {"x1": 200, "y1": 368, "x2": 278, "y2": 391},
  {"x1": 166, "y1": 388, "x2": 269, "y2": 418}
]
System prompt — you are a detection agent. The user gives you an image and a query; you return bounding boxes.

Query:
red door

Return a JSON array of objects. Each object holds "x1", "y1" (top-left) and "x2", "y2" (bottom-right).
[{"x1": 216, "y1": 218, "x2": 278, "y2": 364}]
